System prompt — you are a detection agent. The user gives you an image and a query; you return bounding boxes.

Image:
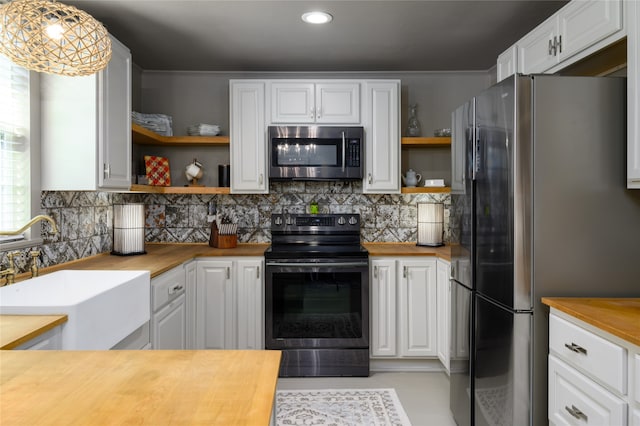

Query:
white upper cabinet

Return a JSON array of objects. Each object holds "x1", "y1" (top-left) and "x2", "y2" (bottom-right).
[
  {"x1": 628, "y1": 0, "x2": 640, "y2": 189},
  {"x1": 41, "y1": 35, "x2": 131, "y2": 191},
  {"x1": 270, "y1": 81, "x2": 360, "y2": 124},
  {"x1": 362, "y1": 80, "x2": 400, "y2": 194},
  {"x1": 518, "y1": 0, "x2": 624, "y2": 74},
  {"x1": 230, "y1": 80, "x2": 268, "y2": 193},
  {"x1": 496, "y1": 44, "x2": 518, "y2": 83}
]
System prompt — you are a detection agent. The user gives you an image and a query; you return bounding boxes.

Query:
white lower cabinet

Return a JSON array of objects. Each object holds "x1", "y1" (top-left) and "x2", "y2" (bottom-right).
[
  {"x1": 194, "y1": 257, "x2": 264, "y2": 350},
  {"x1": 549, "y1": 354, "x2": 627, "y2": 426},
  {"x1": 436, "y1": 259, "x2": 451, "y2": 371},
  {"x1": 14, "y1": 326, "x2": 62, "y2": 350},
  {"x1": 151, "y1": 265, "x2": 187, "y2": 350},
  {"x1": 548, "y1": 310, "x2": 640, "y2": 426},
  {"x1": 195, "y1": 259, "x2": 234, "y2": 349},
  {"x1": 371, "y1": 259, "x2": 397, "y2": 357},
  {"x1": 370, "y1": 257, "x2": 441, "y2": 359}
]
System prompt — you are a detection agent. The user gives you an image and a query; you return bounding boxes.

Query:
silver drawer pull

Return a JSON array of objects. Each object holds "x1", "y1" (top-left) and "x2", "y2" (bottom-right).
[
  {"x1": 564, "y1": 342, "x2": 587, "y2": 355},
  {"x1": 565, "y1": 405, "x2": 588, "y2": 421},
  {"x1": 169, "y1": 284, "x2": 184, "y2": 295}
]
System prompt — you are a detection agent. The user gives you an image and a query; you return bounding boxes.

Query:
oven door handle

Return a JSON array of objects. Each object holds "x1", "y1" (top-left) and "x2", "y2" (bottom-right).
[
  {"x1": 266, "y1": 261, "x2": 368, "y2": 268},
  {"x1": 341, "y1": 131, "x2": 346, "y2": 172}
]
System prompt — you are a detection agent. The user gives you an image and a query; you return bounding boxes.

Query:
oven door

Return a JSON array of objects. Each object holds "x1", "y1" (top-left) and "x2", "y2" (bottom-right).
[{"x1": 265, "y1": 259, "x2": 369, "y2": 350}]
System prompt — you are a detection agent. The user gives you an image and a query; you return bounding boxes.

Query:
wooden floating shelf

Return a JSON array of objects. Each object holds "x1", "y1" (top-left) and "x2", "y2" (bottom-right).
[
  {"x1": 401, "y1": 137, "x2": 451, "y2": 146},
  {"x1": 401, "y1": 187, "x2": 451, "y2": 194},
  {"x1": 129, "y1": 184, "x2": 231, "y2": 194},
  {"x1": 132, "y1": 123, "x2": 230, "y2": 146}
]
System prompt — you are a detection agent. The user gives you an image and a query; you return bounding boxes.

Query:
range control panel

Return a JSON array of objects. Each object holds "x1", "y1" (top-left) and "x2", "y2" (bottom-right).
[{"x1": 271, "y1": 214, "x2": 360, "y2": 232}]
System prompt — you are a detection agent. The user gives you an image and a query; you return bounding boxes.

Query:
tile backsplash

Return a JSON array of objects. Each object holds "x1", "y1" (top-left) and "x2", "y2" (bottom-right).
[{"x1": 0, "y1": 182, "x2": 450, "y2": 273}]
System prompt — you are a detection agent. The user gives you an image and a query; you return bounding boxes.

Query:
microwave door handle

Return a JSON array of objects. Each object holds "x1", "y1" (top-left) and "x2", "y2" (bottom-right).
[{"x1": 342, "y1": 131, "x2": 346, "y2": 172}]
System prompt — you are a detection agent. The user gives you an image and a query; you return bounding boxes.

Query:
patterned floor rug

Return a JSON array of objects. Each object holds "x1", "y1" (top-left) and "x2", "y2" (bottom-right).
[{"x1": 276, "y1": 388, "x2": 412, "y2": 426}]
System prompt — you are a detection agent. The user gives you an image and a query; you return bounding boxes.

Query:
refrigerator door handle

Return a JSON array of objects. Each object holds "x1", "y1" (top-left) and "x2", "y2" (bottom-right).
[{"x1": 473, "y1": 127, "x2": 480, "y2": 180}]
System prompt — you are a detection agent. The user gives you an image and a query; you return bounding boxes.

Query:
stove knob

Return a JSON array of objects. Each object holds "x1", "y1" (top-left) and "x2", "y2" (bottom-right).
[
  {"x1": 337, "y1": 216, "x2": 346, "y2": 225},
  {"x1": 285, "y1": 216, "x2": 293, "y2": 225},
  {"x1": 274, "y1": 216, "x2": 283, "y2": 226},
  {"x1": 348, "y1": 216, "x2": 358, "y2": 226}
]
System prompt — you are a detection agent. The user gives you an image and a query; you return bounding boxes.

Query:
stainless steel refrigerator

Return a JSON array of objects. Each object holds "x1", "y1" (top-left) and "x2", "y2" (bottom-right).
[{"x1": 449, "y1": 75, "x2": 640, "y2": 426}]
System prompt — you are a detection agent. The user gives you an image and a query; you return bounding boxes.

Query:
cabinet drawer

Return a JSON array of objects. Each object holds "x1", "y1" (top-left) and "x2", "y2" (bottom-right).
[
  {"x1": 549, "y1": 314, "x2": 627, "y2": 394},
  {"x1": 152, "y1": 267, "x2": 185, "y2": 311},
  {"x1": 636, "y1": 354, "x2": 640, "y2": 405},
  {"x1": 549, "y1": 355, "x2": 627, "y2": 426}
]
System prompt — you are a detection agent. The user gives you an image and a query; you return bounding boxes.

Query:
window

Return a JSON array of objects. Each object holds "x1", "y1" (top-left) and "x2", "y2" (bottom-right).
[{"x1": 0, "y1": 54, "x2": 39, "y2": 247}]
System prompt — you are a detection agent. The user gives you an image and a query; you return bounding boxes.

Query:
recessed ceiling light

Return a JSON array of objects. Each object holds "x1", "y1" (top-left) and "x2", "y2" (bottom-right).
[{"x1": 301, "y1": 11, "x2": 333, "y2": 24}]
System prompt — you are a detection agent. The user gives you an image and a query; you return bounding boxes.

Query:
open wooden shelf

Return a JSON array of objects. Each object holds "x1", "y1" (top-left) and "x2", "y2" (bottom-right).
[
  {"x1": 129, "y1": 184, "x2": 231, "y2": 194},
  {"x1": 132, "y1": 123, "x2": 230, "y2": 146},
  {"x1": 401, "y1": 186, "x2": 451, "y2": 194},
  {"x1": 401, "y1": 137, "x2": 451, "y2": 146}
]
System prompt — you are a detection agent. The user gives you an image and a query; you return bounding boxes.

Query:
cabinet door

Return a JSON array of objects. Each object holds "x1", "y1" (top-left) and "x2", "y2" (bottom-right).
[
  {"x1": 629, "y1": 0, "x2": 640, "y2": 189},
  {"x1": 363, "y1": 81, "x2": 400, "y2": 193},
  {"x1": 184, "y1": 260, "x2": 197, "y2": 349},
  {"x1": 558, "y1": 0, "x2": 623, "y2": 62},
  {"x1": 153, "y1": 294, "x2": 186, "y2": 349},
  {"x1": 236, "y1": 258, "x2": 263, "y2": 350},
  {"x1": 398, "y1": 259, "x2": 437, "y2": 357},
  {"x1": 230, "y1": 81, "x2": 267, "y2": 193},
  {"x1": 315, "y1": 82, "x2": 360, "y2": 123},
  {"x1": 370, "y1": 259, "x2": 397, "y2": 357},
  {"x1": 436, "y1": 259, "x2": 451, "y2": 371},
  {"x1": 195, "y1": 260, "x2": 234, "y2": 349},
  {"x1": 98, "y1": 35, "x2": 131, "y2": 189},
  {"x1": 271, "y1": 82, "x2": 315, "y2": 123},
  {"x1": 496, "y1": 44, "x2": 518, "y2": 83},
  {"x1": 518, "y1": 16, "x2": 559, "y2": 74},
  {"x1": 548, "y1": 355, "x2": 627, "y2": 426},
  {"x1": 15, "y1": 327, "x2": 62, "y2": 350}
]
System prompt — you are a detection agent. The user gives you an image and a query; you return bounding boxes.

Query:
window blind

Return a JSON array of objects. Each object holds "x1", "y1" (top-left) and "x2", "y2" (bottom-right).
[{"x1": 0, "y1": 55, "x2": 30, "y2": 242}]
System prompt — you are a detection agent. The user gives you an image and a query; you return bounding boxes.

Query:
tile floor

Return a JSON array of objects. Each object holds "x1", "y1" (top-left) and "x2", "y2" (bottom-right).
[{"x1": 277, "y1": 372, "x2": 457, "y2": 426}]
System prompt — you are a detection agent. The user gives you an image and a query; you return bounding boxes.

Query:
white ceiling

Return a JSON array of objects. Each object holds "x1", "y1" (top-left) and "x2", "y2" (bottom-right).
[{"x1": 64, "y1": 0, "x2": 569, "y2": 72}]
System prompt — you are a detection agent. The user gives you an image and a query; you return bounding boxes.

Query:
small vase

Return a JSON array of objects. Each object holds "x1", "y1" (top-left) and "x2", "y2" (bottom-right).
[{"x1": 406, "y1": 104, "x2": 421, "y2": 137}]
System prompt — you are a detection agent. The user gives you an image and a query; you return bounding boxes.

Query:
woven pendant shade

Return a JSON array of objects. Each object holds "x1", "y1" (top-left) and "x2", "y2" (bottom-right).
[{"x1": 0, "y1": 0, "x2": 111, "y2": 76}]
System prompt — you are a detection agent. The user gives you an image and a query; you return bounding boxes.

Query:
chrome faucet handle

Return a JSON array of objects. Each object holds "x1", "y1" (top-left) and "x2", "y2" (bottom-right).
[{"x1": 29, "y1": 249, "x2": 41, "y2": 277}]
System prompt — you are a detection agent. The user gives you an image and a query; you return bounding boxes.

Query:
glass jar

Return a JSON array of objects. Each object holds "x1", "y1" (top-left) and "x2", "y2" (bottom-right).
[{"x1": 406, "y1": 104, "x2": 421, "y2": 137}]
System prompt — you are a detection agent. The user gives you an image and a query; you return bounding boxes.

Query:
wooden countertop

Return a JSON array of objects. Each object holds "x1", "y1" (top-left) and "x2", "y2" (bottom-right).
[
  {"x1": 364, "y1": 242, "x2": 451, "y2": 261},
  {"x1": 15, "y1": 242, "x2": 449, "y2": 282},
  {"x1": 0, "y1": 349, "x2": 281, "y2": 425},
  {"x1": 18, "y1": 242, "x2": 270, "y2": 279},
  {"x1": 0, "y1": 315, "x2": 68, "y2": 350},
  {"x1": 542, "y1": 298, "x2": 640, "y2": 347}
]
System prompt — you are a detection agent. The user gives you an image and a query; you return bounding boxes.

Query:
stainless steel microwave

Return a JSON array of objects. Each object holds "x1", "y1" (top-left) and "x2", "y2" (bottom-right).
[{"x1": 268, "y1": 126, "x2": 364, "y2": 181}]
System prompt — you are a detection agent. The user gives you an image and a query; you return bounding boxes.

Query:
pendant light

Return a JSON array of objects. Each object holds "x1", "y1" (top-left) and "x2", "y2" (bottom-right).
[{"x1": 0, "y1": 0, "x2": 111, "y2": 76}]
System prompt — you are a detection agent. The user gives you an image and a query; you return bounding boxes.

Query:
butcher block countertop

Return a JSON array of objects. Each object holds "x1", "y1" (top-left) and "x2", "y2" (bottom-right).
[
  {"x1": 0, "y1": 315, "x2": 67, "y2": 349},
  {"x1": 0, "y1": 349, "x2": 282, "y2": 425},
  {"x1": 542, "y1": 298, "x2": 640, "y2": 346},
  {"x1": 17, "y1": 242, "x2": 270, "y2": 280},
  {"x1": 363, "y1": 242, "x2": 451, "y2": 261}
]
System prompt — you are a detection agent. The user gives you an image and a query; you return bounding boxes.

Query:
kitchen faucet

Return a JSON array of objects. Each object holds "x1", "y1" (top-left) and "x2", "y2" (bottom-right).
[{"x1": 0, "y1": 215, "x2": 58, "y2": 285}]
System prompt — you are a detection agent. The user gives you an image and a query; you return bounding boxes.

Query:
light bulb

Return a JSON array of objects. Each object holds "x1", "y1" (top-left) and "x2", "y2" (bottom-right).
[{"x1": 45, "y1": 23, "x2": 64, "y2": 40}]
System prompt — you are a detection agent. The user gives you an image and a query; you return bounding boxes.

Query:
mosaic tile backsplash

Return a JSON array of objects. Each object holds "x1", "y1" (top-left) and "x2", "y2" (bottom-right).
[{"x1": 1, "y1": 182, "x2": 450, "y2": 273}]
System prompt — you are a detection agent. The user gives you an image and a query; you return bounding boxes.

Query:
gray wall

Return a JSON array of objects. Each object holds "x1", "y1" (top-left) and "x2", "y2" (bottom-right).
[
  {"x1": 136, "y1": 70, "x2": 491, "y2": 186},
  {"x1": 139, "y1": 70, "x2": 491, "y2": 138}
]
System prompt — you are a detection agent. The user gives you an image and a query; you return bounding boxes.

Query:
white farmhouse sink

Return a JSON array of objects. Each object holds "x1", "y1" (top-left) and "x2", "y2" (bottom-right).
[{"x1": 0, "y1": 270, "x2": 150, "y2": 350}]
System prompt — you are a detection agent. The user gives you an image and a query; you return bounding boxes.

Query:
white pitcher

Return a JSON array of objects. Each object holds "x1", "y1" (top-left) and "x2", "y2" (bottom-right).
[{"x1": 401, "y1": 169, "x2": 422, "y2": 187}]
